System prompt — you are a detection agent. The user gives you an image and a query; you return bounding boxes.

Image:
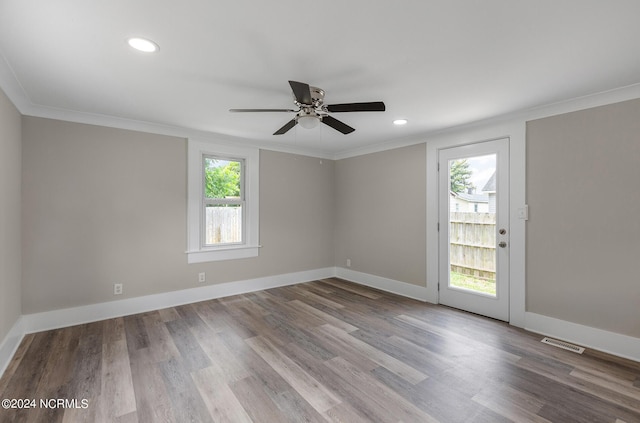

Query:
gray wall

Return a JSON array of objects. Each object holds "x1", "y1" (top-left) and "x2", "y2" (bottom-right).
[
  {"x1": 334, "y1": 143, "x2": 427, "y2": 286},
  {"x1": 527, "y1": 98, "x2": 640, "y2": 338},
  {"x1": 12, "y1": 97, "x2": 640, "y2": 342},
  {"x1": 21, "y1": 117, "x2": 334, "y2": 314},
  {"x1": 0, "y1": 88, "x2": 22, "y2": 341}
]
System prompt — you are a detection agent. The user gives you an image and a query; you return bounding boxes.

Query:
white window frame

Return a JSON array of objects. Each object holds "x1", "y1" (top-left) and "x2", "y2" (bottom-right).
[{"x1": 187, "y1": 139, "x2": 259, "y2": 263}]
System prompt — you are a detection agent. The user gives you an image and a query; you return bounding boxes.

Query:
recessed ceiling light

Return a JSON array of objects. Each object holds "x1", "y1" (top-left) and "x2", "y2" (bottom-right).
[
  {"x1": 393, "y1": 119, "x2": 408, "y2": 125},
  {"x1": 127, "y1": 37, "x2": 159, "y2": 53}
]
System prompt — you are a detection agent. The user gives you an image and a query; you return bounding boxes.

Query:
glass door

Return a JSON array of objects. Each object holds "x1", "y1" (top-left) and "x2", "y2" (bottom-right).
[{"x1": 438, "y1": 138, "x2": 509, "y2": 321}]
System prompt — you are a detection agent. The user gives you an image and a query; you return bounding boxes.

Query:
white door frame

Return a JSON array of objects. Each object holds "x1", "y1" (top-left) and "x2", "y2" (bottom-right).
[
  {"x1": 438, "y1": 138, "x2": 510, "y2": 321},
  {"x1": 426, "y1": 120, "x2": 526, "y2": 327}
]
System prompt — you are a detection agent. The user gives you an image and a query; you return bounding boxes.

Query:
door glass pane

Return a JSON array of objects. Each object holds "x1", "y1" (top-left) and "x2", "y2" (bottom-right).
[{"x1": 448, "y1": 154, "x2": 497, "y2": 296}]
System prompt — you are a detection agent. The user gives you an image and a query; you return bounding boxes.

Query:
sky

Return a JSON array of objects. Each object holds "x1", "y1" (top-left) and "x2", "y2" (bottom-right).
[{"x1": 465, "y1": 154, "x2": 495, "y2": 192}]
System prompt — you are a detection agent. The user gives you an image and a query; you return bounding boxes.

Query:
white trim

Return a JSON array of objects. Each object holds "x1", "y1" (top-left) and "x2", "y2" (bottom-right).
[
  {"x1": 3, "y1": 270, "x2": 639, "y2": 378},
  {"x1": 187, "y1": 139, "x2": 260, "y2": 263},
  {"x1": 0, "y1": 54, "x2": 31, "y2": 112},
  {"x1": 508, "y1": 123, "x2": 527, "y2": 328},
  {"x1": 437, "y1": 138, "x2": 510, "y2": 322},
  {"x1": 186, "y1": 246, "x2": 262, "y2": 263},
  {"x1": 334, "y1": 83, "x2": 640, "y2": 160},
  {"x1": 22, "y1": 268, "x2": 336, "y2": 334},
  {"x1": 525, "y1": 312, "x2": 640, "y2": 363},
  {"x1": 332, "y1": 133, "x2": 431, "y2": 161},
  {"x1": 335, "y1": 267, "x2": 436, "y2": 303},
  {"x1": 2, "y1": 41, "x2": 640, "y2": 162},
  {"x1": 0, "y1": 317, "x2": 25, "y2": 379},
  {"x1": 426, "y1": 119, "x2": 526, "y2": 327},
  {"x1": 1, "y1": 267, "x2": 333, "y2": 378},
  {"x1": 517, "y1": 82, "x2": 640, "y2": 123}
]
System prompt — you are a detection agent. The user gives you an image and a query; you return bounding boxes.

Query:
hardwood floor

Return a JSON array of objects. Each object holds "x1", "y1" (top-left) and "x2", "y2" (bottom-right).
[{"x1": 1, "y1": 278, "x2": 639, "y2": 422}]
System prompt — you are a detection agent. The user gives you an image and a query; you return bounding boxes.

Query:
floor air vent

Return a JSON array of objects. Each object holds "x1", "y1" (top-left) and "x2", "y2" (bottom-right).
[{"x1": 541, "y1": 337, "x2": 585, "y2": 354}]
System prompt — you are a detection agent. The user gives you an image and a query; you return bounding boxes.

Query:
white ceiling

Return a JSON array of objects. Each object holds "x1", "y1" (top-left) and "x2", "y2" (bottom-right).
[{"x1": 2, "y1": 0, "x2": 640, "y2": 157}]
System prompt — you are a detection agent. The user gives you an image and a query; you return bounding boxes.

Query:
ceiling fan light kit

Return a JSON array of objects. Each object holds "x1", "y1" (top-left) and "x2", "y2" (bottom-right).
[
  {"x1": 230, "y1": 80, "x2": 385, "y2": 135},
  {"x1": 297, "y1": 114, "x2": 320, "y2": 129}
]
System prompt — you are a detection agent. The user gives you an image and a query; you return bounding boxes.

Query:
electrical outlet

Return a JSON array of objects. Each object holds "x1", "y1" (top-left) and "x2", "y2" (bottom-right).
[
  {"x1": 114, "y1": 283, "x2": 123, "y2": 295},
  {"x1": 346, "y1": 259, "x2": 351, "y2": 268},
  {"x1": 198, "y1": 272, "x2": 206, "y2": 283}
]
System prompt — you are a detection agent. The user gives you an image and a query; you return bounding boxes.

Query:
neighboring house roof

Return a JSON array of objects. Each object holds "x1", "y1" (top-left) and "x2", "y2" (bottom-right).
[
  {"x1": 482, "y1": 171, "x2": 496, "y2": 193},
  {"x1": 450, "y1": 191, "x2": 489, "y2": 203}
]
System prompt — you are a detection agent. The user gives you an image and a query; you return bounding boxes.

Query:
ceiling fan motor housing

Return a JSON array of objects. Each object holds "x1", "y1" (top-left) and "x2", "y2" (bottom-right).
[
  {"x1": 309, "y1": 86, "x2": 325, "y2": 106},
  {"x1": 298, "y1": 86, "x2": 325, "y2": 122}
]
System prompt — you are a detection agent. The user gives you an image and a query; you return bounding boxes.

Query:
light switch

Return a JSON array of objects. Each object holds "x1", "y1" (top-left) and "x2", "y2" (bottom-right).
[{"x1": 517, "y1": 205, "x2": 529, "y2": 220}]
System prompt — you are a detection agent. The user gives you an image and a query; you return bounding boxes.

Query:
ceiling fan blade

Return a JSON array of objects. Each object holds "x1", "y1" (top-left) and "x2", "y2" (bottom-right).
[
  {"x1": 230, "y1": 108, "x2": 296, "y2": 113},
  {"x1": 322, "y1": 115, "x2": 355, "y2": 134},
  {"x1": 273, "y1": 119, "x2": 297, "y2": 135},
  {"x1": 326, "y1": 101, "x2": 386, "y2": 113},
  {"x1": 288, "y1": 80, "x2": 313, "y2": 105}
]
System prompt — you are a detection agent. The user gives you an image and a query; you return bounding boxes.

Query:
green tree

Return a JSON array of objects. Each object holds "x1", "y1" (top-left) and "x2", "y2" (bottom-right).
[
  {"x1": 450, "y1": 159, "x2": 474, "y2": 193},
  {"x1": 205, "y1": 160, "x2": 241, "y2": 198}
]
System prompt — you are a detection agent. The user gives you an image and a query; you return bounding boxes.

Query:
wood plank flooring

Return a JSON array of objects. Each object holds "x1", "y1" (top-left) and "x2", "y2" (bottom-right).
[{"x1": 1, "y1": 278, "x2": 639, "y2": 422}]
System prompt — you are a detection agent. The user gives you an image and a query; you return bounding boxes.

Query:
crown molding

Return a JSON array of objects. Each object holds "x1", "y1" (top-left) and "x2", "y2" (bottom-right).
[
  {"x1": 3, "y1": 48, "x2": 640, "y2": 161},
  {"x1": 333, "y1": 82, "x2": 640, "y2": 159},
  {"x1": 0, "y1": 52, "x2": 31, "y2": 112}
]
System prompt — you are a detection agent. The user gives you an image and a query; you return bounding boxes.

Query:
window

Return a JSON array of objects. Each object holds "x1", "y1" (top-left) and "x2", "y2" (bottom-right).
[
  {"x1": 203, "y1": 156, "x2": 243, "y2": 246},
  {"x1": 187, "y1": 140, "x2": 259, "y2": 263}
]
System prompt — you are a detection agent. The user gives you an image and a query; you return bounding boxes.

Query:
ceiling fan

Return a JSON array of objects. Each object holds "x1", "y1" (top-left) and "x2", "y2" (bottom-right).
[{"x1": 230, "y1": 80, "x2": 386, "y2": 135}]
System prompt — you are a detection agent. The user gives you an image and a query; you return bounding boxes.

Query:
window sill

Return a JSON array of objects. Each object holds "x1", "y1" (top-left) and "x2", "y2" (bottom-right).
[{"x1": 186, "y1": 245, "x2": 261, "y2": 264}]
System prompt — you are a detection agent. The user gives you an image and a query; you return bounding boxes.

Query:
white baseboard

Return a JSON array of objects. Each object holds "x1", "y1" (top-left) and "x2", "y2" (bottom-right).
[
  {"x1": 0, "y1": 316, "x2": 25, "y2": 378},
  {"x1": 4, "y1": 269, "x2": 639, "y2": 379},
  {"x1": 0, "y1": 267, "x2": 332, "y2": 378},
  {"x1": 335, "y1": 267, "x2": 436, "y2": 303},
  {"x1": 525, "y1": 312, "x2": 640, "y2": 363},
  {"x1": 22, "y1": 267, "x2": 336, "y2": 334},
  {"x1": 337, "y1": 270, "x2": 640, "y2": 363}
]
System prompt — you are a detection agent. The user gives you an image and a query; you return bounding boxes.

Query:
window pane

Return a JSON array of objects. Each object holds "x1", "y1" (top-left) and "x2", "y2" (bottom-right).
[
  {"x1": 205, "y1": 204, "x2": 242, "y2": 245},
  {"x1": 204, "y1": 157, "x2": 242, "y2": 199}
]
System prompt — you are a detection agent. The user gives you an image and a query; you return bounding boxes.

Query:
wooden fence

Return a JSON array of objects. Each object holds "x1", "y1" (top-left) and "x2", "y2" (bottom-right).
[
  {"x1": 205, "y1": 207, "x2": 242, "y2": 244},
  {"x1": 205, "y1": 209, "x2": 496, "y2": 280},
  {"x1": 449, "y1": 212, "x2": 496, "y2": 280}
]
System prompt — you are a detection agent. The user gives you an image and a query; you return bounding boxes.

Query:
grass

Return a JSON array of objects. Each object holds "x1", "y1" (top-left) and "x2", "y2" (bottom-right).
[{"x1": 450, "y1": 271, "x2": 496, "y2": 296}]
